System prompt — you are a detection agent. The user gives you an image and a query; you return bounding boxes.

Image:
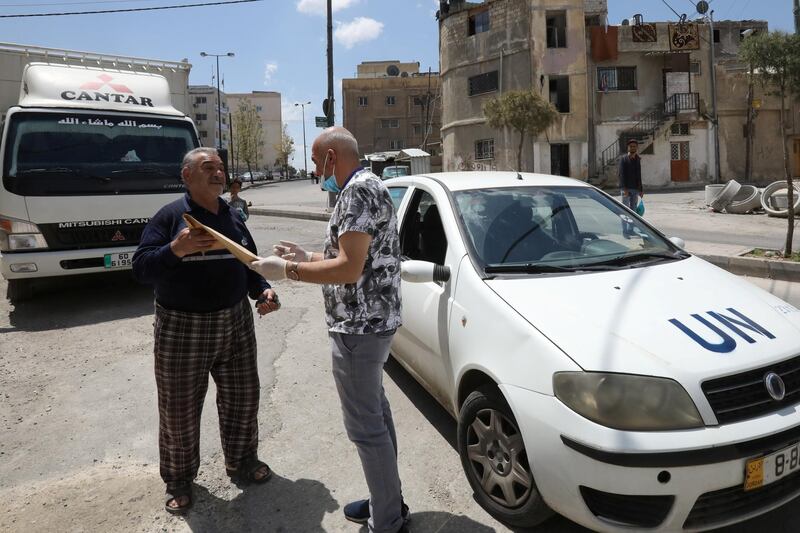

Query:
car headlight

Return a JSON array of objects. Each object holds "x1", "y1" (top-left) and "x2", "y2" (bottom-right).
[
  {"x1": 0, "y1": 217, "x2": 48, "y2": 251},
  {"x1": 553, "y1": 372, "x2": 703, "y2": 431}
]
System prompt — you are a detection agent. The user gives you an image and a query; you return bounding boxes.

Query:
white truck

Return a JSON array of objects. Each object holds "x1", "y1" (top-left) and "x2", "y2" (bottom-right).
[{"x1": 0, "y1": 60, "x2": 199, "y2": 301}]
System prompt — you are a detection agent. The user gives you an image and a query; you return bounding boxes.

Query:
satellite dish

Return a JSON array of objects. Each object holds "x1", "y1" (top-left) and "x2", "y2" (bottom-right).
[
  {"x1": 696, "y1": 1, "x2": 709, "y2": 15},
  {"x1": 386, "y1": 65, "x2": 400, "y2": 77},
  {"x1": 621, "y1": 18, "x2": 630, "y2": 26}
]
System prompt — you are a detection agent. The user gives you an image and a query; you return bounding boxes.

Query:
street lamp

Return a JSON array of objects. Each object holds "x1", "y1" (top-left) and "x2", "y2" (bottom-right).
[
  {"x1": 200, "y1": 51, "x2": 235, "y2": 150},
  {"x1": 294, "y1": 101, "x2": 311, "y2": 178}
]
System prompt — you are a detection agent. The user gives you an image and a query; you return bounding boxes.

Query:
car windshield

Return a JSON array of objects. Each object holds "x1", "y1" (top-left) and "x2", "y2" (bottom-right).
[
  {"x1": 453, "y1": 186, "x2": 687, "y2": 274},
  {"x1": 383, "y1": 166, "x2": 409, "y2": 178},
  {"x1": 3, "y1": 111, "x2": 197, "y2": 196}
]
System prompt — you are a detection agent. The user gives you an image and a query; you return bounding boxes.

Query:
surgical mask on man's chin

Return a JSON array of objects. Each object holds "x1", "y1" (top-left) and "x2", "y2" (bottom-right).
[{"x1": 321, "y1": 153, "x2": 340, "y2": 193}]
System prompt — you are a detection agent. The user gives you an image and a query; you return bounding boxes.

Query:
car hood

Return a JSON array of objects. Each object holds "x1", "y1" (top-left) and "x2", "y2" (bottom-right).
[{"x1": 484, "y1": 256, "x2": 800, "y2": 380}]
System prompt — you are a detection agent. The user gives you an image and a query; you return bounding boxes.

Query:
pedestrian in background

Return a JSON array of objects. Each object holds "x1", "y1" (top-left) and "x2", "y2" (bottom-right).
[
  {"x1": 619, "y1": 138, "x2": 644, "y2": 237},
  {"x1": 227, "y1": 178, "x2": 250, "y2": 221},
  {"x1": 249, "y1": 127, "x2": 409, "y2": 533},
  {"x1": 132, "y1": 147, "x2": 279, "y2": 515}
]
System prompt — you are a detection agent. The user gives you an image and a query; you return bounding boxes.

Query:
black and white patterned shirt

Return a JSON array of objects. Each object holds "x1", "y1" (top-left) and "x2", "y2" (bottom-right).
[{"x1": 323, "y1": 168, "x2": 402, "y2": 334}]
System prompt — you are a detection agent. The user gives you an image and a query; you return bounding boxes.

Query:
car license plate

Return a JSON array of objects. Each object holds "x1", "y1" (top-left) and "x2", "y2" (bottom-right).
[
  {"x1": 744, "y1": 441, "x2": 800, "y2": 491},
  {"x1": 103, "y1": 252, "x2": 132, "y2": 269}
]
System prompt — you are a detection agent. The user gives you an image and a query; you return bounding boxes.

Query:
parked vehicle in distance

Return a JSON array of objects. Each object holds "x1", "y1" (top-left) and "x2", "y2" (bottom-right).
[
  {"x1": 0, "y1": 63, "x2": 199, "y2": 301},
  {"x1": 388, "y1": 171, "x2": 800, "y2": 532},
  {"x1": 382, "y1": 164, "x2": 410, "y2": 180}
]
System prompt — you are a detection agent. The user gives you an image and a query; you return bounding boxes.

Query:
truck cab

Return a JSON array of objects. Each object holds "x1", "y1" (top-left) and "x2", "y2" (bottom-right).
[{"x1": 0, "y1": 63, "x2": 199, "y2": 301}]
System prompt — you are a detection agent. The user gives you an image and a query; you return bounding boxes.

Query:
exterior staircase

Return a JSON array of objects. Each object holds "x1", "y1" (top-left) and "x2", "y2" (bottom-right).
[{"x1": 592, "y1": 92, "x2": 699, "y2": 186}]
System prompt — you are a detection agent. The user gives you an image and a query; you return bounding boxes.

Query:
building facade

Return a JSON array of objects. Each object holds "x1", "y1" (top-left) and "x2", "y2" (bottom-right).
[
  {"x1": 226, "y1": 90, "x2": 282, "y2": 174},
  {"x1": 188, "y1": 85, "x2": 230, "y2": 150},
  {"x1": 342, "y1": 60, "x2": 442, "y2": 171},
  {"x1": 439, "y1": 0, "x2": 607, "y2": 178}
]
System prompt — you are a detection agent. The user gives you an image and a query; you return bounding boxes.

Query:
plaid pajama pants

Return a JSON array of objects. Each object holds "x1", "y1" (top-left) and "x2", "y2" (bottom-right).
[{"x1": 154, "y1": 298, "x2": 260, "y2": 485}]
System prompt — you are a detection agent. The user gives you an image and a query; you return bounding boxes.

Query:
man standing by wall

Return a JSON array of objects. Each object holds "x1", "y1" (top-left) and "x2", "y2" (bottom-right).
[
  {"x1": 133, "y1": 147, "x2": 280, "y2": 515},
  {"x1": 249, "y1": 127, "x2": 409, "y2": 533},
  {"x1": 619, "y1": 139, "x2": 643, "y2": 237}
]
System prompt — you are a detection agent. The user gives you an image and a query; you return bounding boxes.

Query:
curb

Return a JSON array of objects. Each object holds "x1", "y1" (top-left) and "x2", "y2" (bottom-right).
[
  {"x1": 250, "y1": 207, "x2": 331, "y2": 222},
  {"x1": 248, "y1": 210, "x2": 799, "y2": 282},
  {"x1": 698, "y1": 254, "x2": 800, "y2": 283}
]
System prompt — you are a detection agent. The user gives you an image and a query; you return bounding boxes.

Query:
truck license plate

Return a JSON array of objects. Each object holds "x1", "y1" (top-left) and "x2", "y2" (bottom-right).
[
  {"x1": 103, "y1": 252, "x2": 132, "y2": 269},
  {"x1": 744, "y1": 441, "x2": 800, "y2": 491}
]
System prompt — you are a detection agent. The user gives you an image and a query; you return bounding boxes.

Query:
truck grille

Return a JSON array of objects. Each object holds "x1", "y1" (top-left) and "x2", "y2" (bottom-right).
[
  {"x1": 702, "y1": 355, "x2": 800, "y2": 425},
  {"x1": 39, "y1": 223, "x2": 146, "y2": 250},
  {"x1": 683, "y1": 469, "x2": 800, "y2": 529}
]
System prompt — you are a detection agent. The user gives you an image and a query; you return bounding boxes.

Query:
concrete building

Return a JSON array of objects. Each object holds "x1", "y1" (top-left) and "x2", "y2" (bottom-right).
[
  {"x1": 226, "y1": 91, "x2": 282, "y2": 174},
  {"x1": 439, "y1": 0, "x2": 608, "y2": 178},
  {"x1": 342, "y1": 60, "x2": 442, "y2": 171},
  {"x1": 0, "y1": 42, "x2": 192, "y2": 119},
  {"x1": 188, "y1": 85, "x2": 230, "y2": 150}
]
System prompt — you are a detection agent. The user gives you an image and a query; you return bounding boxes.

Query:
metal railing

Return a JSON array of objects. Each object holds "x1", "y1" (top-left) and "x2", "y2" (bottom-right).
[
  {"x1": 665, "y1": 92, "x2": 699, "y2": 115},
  {"x1": 599, "y1": 105, "x2": 665, "y2": 168}
]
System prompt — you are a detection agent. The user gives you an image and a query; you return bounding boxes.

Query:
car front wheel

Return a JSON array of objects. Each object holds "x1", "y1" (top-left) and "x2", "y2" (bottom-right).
[{"x1": 458, "y1": 386, "x2": 552, "y2": 528}]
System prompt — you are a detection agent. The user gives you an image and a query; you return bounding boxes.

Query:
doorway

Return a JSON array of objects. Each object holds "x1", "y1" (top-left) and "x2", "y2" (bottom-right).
[
  {"x1": 670, "y1": 141, "x2": 690, "y2": 181},
  {"x1": 550, "y1": 143, "x2": 570, "y2": 177}
]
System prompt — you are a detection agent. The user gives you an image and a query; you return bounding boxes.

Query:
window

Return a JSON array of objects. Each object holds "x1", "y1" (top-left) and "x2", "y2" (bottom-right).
[
  {"x1": 671, "y1": 141, "x2": 690, "y2": 161},
  {"x1": 549, "y1": 76, "x2": 570, "y2": 113},
  {"x1": 358, "y1": 96, "x2": 368, "y2": 106},
  {"x1": 199, "y1": 131, "x2": 208, "y2": 138},
  {"x1": 413, "y1": 96, "x2": 425, "y2": 106},
  {"x1": 550, "y1": 144, "x2": 570, "y2": 177},
  {"x1": 389, "y1": 139, "x2": 404, "y2": 149},
  {"x1": 468, "y1": 10, "x2": 490, "y2": 35},
  {"x1": 388, "y1": 187, "x2": 408, "y2": 211},
  {"x1": 713, "y1": 29, "x2": 720, "y2": 43},
  {"x1": 195, "y1": 96, "x2": 207, "y2": 104},
  {"x1": 475, "y1": 139, "x2": 494, "y2": 160},
  {"x1": 413, "y1": 123, "x2": 421, "y2": 135},
  {"x1": 400, "y1": 190, "x2": 448, "y2": 265},
  {"x1": 690, "y1": 61, "x2": 701, "y2": 75},
  {"x1": 381, "y1": 119, "x2": 400, "y2": 129},
  {"x1": 195, "y1": 113, "x2": 207, "y2": 121},
  {"x1": 256, "y1": 105, "x2": 263, "y2": 112},
  {"x1": 670, "y1": 123, "x2": 690, "y2": 136},
  {"x1": 597, "y1": 67, "x2": 637, "y2": 91},
  {"x1": 386, "y1": 96, "x2": 396, "y2": 106},
  {"x1": 546, "y1": 11, "x2": 567, "y2": 48},
  {"x1": 468, "y1": 71, "x2": 499, "y2": 96}
]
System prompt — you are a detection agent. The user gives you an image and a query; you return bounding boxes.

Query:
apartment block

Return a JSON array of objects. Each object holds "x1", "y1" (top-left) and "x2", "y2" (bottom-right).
[
  {"x1": 188, "y1": 85, "x2": 230, "y2": 150},
  {"x1": 226, "y1": 90, "x2": 282, "y2": 173}
]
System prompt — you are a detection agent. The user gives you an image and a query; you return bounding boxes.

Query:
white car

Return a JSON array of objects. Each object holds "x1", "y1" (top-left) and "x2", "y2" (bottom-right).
[{"x1": 386, "y1": 172, "x2": 800, "y2": 532}]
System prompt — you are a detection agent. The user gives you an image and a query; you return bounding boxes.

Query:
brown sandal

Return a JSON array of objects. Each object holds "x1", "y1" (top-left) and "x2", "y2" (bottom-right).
[
  {"x1": 226, "y1": 455, "x2": 273, "y2": 485},
  {"x1": 164, "y1": 482, "x2": 193, "y2": 515}
]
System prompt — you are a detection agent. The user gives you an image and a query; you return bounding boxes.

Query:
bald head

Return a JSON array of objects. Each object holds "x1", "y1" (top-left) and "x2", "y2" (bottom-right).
[{"x1": 311, "y1": 126, "x2": 362, "y2": 185}]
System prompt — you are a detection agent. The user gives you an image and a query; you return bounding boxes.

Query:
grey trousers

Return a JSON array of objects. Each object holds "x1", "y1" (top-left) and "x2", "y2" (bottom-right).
[{"x1": 330, "y1": 330, "x2": 403, "y2": 533}]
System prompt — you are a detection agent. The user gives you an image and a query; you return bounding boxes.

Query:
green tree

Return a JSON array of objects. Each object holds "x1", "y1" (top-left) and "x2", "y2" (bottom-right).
[
  {"x1": 232, "y1": 98, "x2": 264, "y2": 180},
  {"x1": 274, "y1": 123, "x2": 295, "y2": 178},
  {"x1": 740, "y1": 31, "x2": 800, "y2": 256},
  {"x1": 483, "y1": 90, "x2": 558, "y2": 172}
]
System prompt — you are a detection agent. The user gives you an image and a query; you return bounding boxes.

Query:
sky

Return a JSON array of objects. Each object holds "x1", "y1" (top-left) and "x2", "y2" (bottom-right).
[{"x1": 0, "y1": 0, "x2": 795, "y2": 170}]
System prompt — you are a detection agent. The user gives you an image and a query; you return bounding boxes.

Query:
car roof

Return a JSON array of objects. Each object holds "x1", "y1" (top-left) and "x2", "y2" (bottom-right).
[{"x1": 388, "y1": 171, "x2": 592, "y2": 192}]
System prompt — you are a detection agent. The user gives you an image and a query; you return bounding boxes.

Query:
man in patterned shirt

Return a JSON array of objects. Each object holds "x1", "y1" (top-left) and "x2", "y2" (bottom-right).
[{"x1": 249, "y1": 127, "x2": 408, "y2": 533}]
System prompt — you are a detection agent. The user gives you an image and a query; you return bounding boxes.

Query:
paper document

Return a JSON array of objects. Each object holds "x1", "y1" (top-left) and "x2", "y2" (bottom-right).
[{"x1": 182, "y1": 213, "x2": 259, "y2": 265}]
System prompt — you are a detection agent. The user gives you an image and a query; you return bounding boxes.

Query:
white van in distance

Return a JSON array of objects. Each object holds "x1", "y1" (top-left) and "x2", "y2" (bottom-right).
[{"x1": 0, "y1": 63, "x2": 199, "y2": 301}]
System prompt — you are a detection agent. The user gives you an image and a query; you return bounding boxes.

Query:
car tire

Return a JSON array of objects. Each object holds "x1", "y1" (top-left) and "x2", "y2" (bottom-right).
[
  {"x1": 7, "y1": 278, "x2": 34, "y2": 303},
  {"x1": 458, "y1": 385, "x2": 552, "y2": 529}
]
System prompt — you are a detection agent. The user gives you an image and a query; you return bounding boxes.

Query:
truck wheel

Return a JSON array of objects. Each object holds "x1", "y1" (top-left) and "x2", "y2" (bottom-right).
[
  {"x1": 7, "y1": 279, "x2": 34, "y2": 303},
  {"x1": 458, "y1": 385, "x2": 552, "y2": 529}
]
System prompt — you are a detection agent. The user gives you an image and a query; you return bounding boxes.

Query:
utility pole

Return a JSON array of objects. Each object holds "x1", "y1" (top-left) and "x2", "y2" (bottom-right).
[
  {"x1": 743, "y1": 28, "x2": 756, "y2": 182},
  {"x1": 326, "y1": 0, "x2": 335, "y2": 127},
  {"x1": 709, "y1": 11, "x2": 721, "y2": 183},
  {"x1": 295, "y1": 101, "x2": 311, "y2": 177},
  {"x1": 795, "y1": 0, "x2": 800, "y2": 35},
  {"x1": 200, "y1": 51, "x2": 235, "y2": 150}
]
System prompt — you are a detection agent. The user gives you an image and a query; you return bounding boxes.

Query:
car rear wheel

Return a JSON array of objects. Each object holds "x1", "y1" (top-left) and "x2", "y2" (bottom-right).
[{"x1": 458, "y1": 386, "x2": 552, "y2": 528}]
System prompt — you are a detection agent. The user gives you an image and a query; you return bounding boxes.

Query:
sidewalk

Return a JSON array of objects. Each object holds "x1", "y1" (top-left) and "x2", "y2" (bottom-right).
[{"x1": 243, "y1": 181, "x2": 800, "y2": 282}]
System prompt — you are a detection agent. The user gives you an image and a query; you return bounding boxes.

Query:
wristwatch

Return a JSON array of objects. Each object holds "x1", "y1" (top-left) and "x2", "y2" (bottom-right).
[{"x1": 287, "y1": 261, "x2": 300, "y2": 281}]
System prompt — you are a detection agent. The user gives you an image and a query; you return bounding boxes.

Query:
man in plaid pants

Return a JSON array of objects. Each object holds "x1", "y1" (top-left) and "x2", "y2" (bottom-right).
[{"x1": 133, "y1": 147, "x2": 280, "y2": 515}]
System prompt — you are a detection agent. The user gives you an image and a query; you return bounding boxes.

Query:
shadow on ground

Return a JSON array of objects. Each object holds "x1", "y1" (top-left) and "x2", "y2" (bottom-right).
[{"x1": 3, "y1": 271, "x2": 154, "y2": 332}]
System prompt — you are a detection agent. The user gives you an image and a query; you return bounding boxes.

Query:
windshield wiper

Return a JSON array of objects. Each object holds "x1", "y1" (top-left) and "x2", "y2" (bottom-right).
[
  {"x1": 17, "y1": 167, "x2": 79, "y2": 175},
  {"x1": 484, "y1": 263, "x2": 615, "y2": 274},
  {"x1": 110, "y1": 167, "x2": 176, "y2": 177},
  {"x1": 588, "y1": 251, "x2": 689, "y2": 267}
]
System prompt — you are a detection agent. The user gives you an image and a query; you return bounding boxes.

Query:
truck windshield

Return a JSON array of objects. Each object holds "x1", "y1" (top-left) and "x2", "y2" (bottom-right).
[{"x1": 2, "y1": 111, "x2": 197, "y2": 196}]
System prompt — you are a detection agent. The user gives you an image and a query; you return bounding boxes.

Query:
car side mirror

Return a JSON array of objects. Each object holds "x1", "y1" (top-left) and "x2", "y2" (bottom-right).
[
  {"x1": 669, "y1": 236, "x2": 686, "y2": 249},
  {"x1": 401, "y1": 260, "x2": 450, "y2": 283}
]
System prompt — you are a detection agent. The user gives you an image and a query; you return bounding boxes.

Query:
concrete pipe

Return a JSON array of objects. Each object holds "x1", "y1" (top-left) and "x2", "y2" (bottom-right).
[
  {"x1": 724, "y1": 185, "x2": 763, "y2": 214},
  {"x1": 704, "y1": 184, "x2": 725, "y2": 206},
  {"x1": 709, "y1": 180, "x2": 741, "y2": 212},
  {"x1": 761, "y1": 181, "x2": 800, "y2": 218}
]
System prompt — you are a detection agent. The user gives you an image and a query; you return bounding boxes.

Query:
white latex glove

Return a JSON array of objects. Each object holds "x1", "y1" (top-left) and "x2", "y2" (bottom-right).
[
  {"x1": 273, "y1": 240, "x2": 312, "y2": 262},
  {"x1": 249, "y1": 256, "x2": 287, "y2": 280}
]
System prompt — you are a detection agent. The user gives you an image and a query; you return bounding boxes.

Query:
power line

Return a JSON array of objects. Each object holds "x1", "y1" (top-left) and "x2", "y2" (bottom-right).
[
  {"x1": 0, "y1": 0, "x2": 262, "y2": 18},
  {"x1": 0, "y1": 0, "x2": 163, "y2": 7}
]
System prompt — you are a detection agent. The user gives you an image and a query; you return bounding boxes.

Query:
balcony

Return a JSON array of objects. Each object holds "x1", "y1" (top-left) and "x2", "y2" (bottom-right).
[{"x1": 665, "y1": 92, "x2": 699, "y2": 115}]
